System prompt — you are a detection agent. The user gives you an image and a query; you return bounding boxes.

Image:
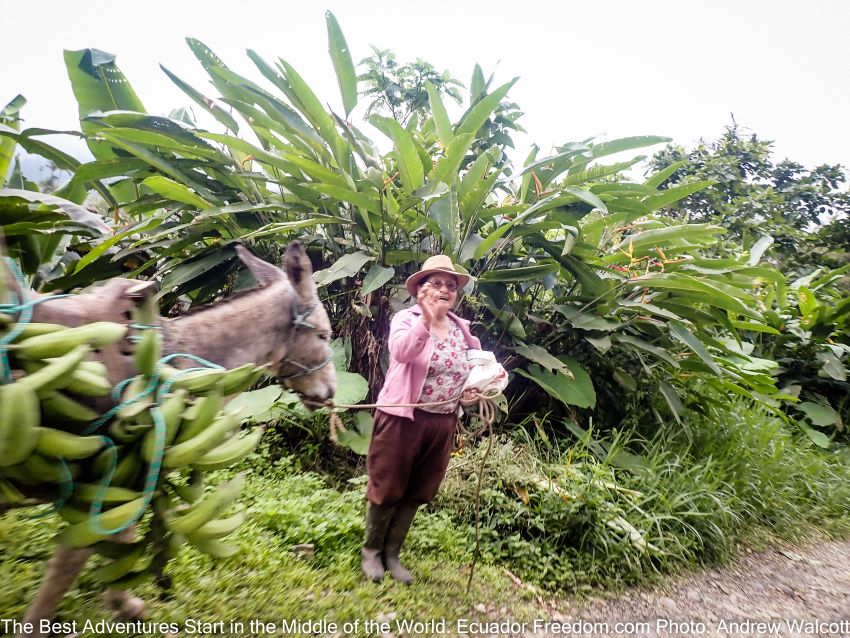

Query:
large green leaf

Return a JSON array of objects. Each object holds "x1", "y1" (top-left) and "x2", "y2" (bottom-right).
[
  {"x1": 325, "y1": 11, "x2": 358, "y2": 117},
  {"x1": 514, "y1": 344, "x2": 572, "y2": 376},
  {"x1": 0, "y1": 189, "x2": 110, "y2": 234},
  {"x1": 0, "y1": 95, "x2": 25, "y2": 188},
  {"x1": 64, "y1": 49, "x2": 146, "y2": 160},
  {"x1": 425, "y1": 81, "x2": 453, "y2": 147},
  {"x1": 369, "y1": 115, "x2": 424, "y2": 193},
  {"x1": 643, "y1": 160, "x2": 686, "y2": 189},
  {"x1": 669, "y1": 321, "x2": 722, "y2": 376},
  {"x1": 313, "y1": 251, "x2": 373, "y2": 287},
  {"x1": 642, "y1": 180, "x2": 715, "y2": 211},
  {"x1": 141, "y1": 176, "x2": 211, "y2": 209},
  {"x1": 514, "y1": 358, "x2": 595, "y2": 408},
  {"x1": 360, "y1": 263, "x2": 394, "y2": 296},
  {"x1": 455, "y1": 79, "x2": 518, "y2": 139},
  {"x1": 160, "y1": 65, "x2": 239, "y2": 132},
  {"x1": 479, "y1": 263, "x2": 559, "y2": 282},
  {"x1": 796, "y1": 402, "x2": 840, "y2": 428},
  {"x1": 590, "y1": 136, "x2": 671, "y2": 159},
  {"x1": 613, "y1": 223, "x2": 725, "y2": 252},
  {"x1": 278, "y1": 59, "x2": 350, "y2": 165}
]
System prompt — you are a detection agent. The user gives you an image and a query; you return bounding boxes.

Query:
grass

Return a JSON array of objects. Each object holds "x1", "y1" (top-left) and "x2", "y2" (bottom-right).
[
  {"x1": 0, "y1": 462, "x2": 542, "y2": 637},
  {"x1": 438, "y1": 396, "x2": 850, "y2": 593},
  {"x1": 2, "y1": 396, "x2": 849, "y2": 633}
]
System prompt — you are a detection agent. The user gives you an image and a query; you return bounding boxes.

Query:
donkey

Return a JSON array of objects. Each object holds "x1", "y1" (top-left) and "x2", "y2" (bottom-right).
[{"x1": 2, "y1": 241, "x2": 336, "y2": 637}]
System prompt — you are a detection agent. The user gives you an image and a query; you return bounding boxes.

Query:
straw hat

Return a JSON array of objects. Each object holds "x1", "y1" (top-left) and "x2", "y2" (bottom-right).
[{"x1": 405, "y1": 255, "x2": 472, "y2": 296}]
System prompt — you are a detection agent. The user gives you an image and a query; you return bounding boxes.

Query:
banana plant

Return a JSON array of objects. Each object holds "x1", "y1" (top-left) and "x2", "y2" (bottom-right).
[{"x1": 3, "y1": 13, "x2": 815, "y2": 433}]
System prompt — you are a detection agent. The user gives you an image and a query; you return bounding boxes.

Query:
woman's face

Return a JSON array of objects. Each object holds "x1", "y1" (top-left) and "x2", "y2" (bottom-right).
[{"x1": 420, "y1": 274, "x2": 459, "y2": 310}]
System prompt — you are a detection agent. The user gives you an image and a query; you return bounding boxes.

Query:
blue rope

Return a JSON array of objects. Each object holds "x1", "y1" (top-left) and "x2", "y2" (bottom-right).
[
  {"x1": 0, "y1": 257, "x2": 72, "y2": 384},
  {"x1": 83, "y1": 351, "x2": 225, "y2": 536}
]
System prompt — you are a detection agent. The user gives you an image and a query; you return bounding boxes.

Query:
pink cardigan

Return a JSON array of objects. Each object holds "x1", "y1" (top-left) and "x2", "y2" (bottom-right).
[{"x1": 376, "y1": 304, "x2": 482, "y2": 419}]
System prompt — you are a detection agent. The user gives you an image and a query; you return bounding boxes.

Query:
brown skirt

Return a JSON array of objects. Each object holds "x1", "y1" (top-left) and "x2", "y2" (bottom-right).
[{"x1": 366, "y1": 409, "x2": 457, "y2": 507}]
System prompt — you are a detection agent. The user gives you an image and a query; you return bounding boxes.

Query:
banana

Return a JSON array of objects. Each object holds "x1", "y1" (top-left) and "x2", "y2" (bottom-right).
[
  {"x1": 55, "y1": 496, "x2": 146, "y2": 547},
  {"x1": 57, "y1": 502, "x2": 92, "y2": 524},
  {"x1": 218, "y1": 363, "x2": 262, "y2": 396},
  {"x1": 192, "y1": 426, "x2": 264, "y2": 472},
  {"x1": 21, "y1": 453, "x2": 80, "y2": 483},
  {"x1": 94, "y1": 544, "x2": 149, "y2": 583},
  {"x1": 107, "y1": 420, "x2": 152, "y2": 445},
  {"x1": 0, "y1": 382, "x2": 41, "y2": 467},
  {"x1": 0, "y1": 478, "x2": 28, "y2": 504},
  {"x1": 170, "y1": 368, "x2": 227, "y2": 394},
  {"x1": 12, "y1": 322, "x2": 128, "y2": 359},
  {"x1": 174, "y1": 389, "x2": 223, "y2": 444},
  {"x1": 4, "y1": 322, "x2": 67, "y2": 341},
  {"x1": 186, "y1": 537, "x2": 240, "y2": 559},
  {"x1": 41, "y1": 391, "x2": 100, "y2": 424},
  {"x1": 167, "y1": 469, "x2": 204, "y2": 504},
  {"x1": 140, "y1": 390, "x2": 187, "y2": 463},
  {"x1": 16, "y1": 345, "x2": 91, "y2": 393},
  {"x1": 35, "y1": 428, "x2": 106, "y2": 460},
  {"x1": 163, "y1": 409, "x2": 241, "y2": 469},
  {"x1": 189, "y1": 510, "x2": 246, "y2": 540},
  {"x1": 165, "y1": 473, "x2": 245, "y2": 535},
  {"x1": 77, "y1": 360, "x2": 109, "y2": 378},
  {"x1": 73, "y1": 483, "x2": 143, "y2": 504},
  {"x1": 64, "y1": 369, "x2": 112, "y2": 398},
  {"x1": 133, "y1": 329, "x2": 160, "y2": 377}
]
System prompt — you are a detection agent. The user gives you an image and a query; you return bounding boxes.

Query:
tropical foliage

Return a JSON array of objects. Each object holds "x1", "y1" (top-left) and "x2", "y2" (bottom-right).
[{"x1": 1, "y1": 13, "x2": 848, "y2": 449}]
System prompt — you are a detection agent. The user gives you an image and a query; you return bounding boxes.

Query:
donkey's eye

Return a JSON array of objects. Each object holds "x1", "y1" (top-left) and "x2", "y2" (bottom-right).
[{"x1": 318, "y1": 332, "x2": 330, "y2": 341}]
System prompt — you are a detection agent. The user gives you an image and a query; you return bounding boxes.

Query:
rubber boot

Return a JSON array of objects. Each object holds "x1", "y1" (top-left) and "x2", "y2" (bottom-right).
[
  {"x1": 361, "y1": 502, "x2": 394, "y2": 582},
  {"x1": 383, "y1": 502, "x2": 419, "y2": 584}
]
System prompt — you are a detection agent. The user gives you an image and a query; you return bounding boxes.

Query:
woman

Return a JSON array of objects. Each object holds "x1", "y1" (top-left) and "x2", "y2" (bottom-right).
[{"x1": 362, "y1": 255, "x2": 481, "y2": 583}]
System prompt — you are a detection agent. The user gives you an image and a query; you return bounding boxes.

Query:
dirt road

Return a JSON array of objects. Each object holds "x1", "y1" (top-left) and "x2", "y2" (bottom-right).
[{"x1": 539, "y1": 539, "x2": 850, "y2": 637}]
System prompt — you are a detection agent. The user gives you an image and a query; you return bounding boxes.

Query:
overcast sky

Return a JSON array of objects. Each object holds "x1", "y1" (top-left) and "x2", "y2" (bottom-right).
[{"x1": 4, "y1": 0, "x2": 850, "y2": 177}]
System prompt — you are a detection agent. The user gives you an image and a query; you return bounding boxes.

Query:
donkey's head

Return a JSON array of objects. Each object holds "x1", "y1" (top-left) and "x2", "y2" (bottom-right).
[{"x1": 234, "y1": 242, "x2": 336, "y2": 407}]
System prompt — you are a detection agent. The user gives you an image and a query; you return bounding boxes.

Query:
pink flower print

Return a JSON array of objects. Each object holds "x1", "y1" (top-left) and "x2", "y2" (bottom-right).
[
  {"x1": 453, "y1": 372, "x2": 461, "y2": 380},
  {"x1": 436, "y1": 377, "x2": 444, "y2": 386},
  {"x1": 446, "y1": 359, "x2": 453, "y2": 367},
  {"x1": 437, "y1": 394, "x2": 445, "y2": 401},
  {"x1": 424, "y1": 386, "x2": 433, "y2": 396},
  {"x1": 450, "y1": 340, "x2": 456, "y2": 347},
  {"x1": 437, "y1": 342, "x2": 445, "y2": 350},
  {"x1": 432, "y1": 353, "x2": 439, "y2": 361},
  {"x1": 429, "y1": 366, "x2": 436, "y2": 375},
  {"x1": 450, "y1": 351, "x2": 457, "y2": 358}
]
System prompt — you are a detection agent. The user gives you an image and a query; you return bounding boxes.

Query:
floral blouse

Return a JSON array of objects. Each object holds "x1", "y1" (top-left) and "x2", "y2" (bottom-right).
[{"x1": 418, "y1": 321, "x2": 472, "y2": 413}]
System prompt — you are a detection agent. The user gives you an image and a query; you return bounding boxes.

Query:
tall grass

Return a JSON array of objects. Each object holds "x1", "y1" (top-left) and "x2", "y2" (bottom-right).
[{"x1": 437, "y1": 397, "x2": 850, "y2": 593}]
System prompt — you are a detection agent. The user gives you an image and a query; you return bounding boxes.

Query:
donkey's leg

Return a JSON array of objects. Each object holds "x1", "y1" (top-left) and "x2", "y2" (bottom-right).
[
  {"x1": 100, "y1": 525, "x2": 147, "y2": 620},
  {"x1": 19, "y1": 546, "x2": 93, "y2": 638}
]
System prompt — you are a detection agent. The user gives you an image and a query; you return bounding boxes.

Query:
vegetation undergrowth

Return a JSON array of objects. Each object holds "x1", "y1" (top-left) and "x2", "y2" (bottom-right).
[
  {"x1": 0, "y1": 458, "x2": 540, "y2": 637},
  {"x1": 438, "y1": 396, "x2": 850, "y2": 594},
  {"x1": 2, "y1": 397, "x2": 849, "y2": 630}
]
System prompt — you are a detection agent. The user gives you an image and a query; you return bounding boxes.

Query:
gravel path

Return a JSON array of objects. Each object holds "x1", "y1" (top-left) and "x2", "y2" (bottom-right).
[{"x1": 536, "y1": 539, "x2": 850, "y2": 637}]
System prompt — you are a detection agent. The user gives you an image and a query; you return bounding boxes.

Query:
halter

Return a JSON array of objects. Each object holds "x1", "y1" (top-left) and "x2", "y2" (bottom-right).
[{"x1": 275, "y1": 295, "x2": 334, "y2": 382}]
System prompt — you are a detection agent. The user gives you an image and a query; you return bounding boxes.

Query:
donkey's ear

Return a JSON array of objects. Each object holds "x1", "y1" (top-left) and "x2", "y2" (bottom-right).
[
  {"x1": 284, "y1": 240, "x2": 316, "y2": 301},
  {"x1": 235, "y1": 244, "x2": 285, "y2": 287}
]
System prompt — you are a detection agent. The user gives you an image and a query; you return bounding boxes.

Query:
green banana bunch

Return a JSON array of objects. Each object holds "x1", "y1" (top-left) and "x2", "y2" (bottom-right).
[
  {"x1": 0, "y1": 382, "x2": 41, "y2": 467},
  {"x1": 163, "y1": 409, "x2": 241, "y2": 469},
  {"x1": 55, "y1": 496, "x2": 147, "y2": 547},
  {"x1": 165, "y1": 473, "x2": 245, "y2": 535},
  {"x1": 192, "y1": 427, "x2": 265, "y2": 472},
  {"x1": 12, "y1": 322, "x2": 128, "y2": 359}
]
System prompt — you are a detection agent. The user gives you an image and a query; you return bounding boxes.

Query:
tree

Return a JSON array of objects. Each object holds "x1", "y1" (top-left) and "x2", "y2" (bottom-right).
[
  {"x1": 357, "y1": 47, "x2": 463, "y2": 126},
  {"x1": 649, "y1": 122, "x2": 850, "y2": 266}
]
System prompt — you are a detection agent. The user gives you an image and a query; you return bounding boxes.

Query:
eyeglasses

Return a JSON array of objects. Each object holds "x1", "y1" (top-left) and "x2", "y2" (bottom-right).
[{"x1": 424, "y1": 279, "x2": 458, "y2": 292}]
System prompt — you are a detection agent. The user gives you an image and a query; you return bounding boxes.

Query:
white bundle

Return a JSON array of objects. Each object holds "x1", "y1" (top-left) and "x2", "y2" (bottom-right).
[{"x1": 463, "y1": 349, "x2": 508, "y2": 396}]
